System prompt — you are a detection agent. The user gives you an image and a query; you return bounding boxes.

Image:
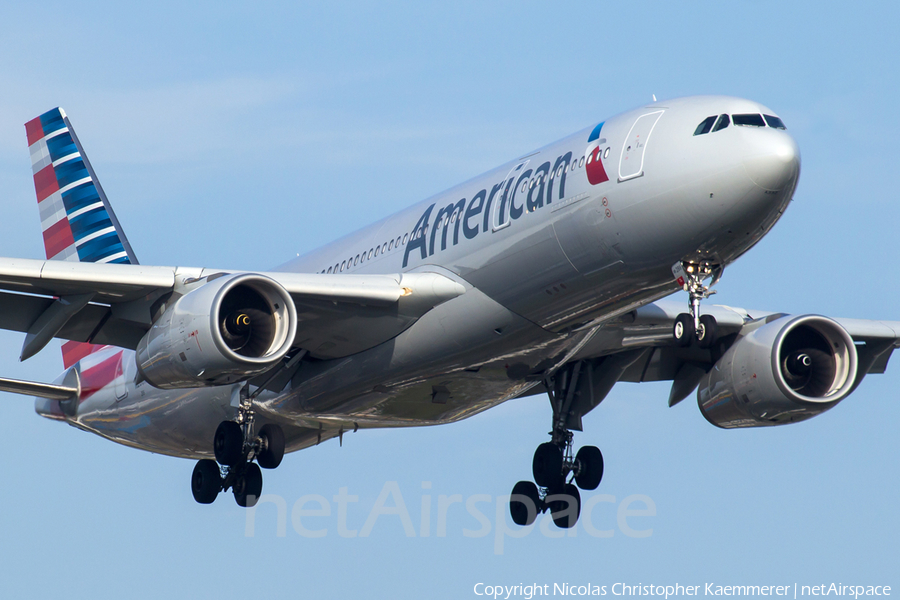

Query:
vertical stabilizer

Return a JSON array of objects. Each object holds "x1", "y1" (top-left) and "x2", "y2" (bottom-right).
[
  {"x1": 25, "y1": 107, "x2": 140, "y2": 367},
  {"x1": 25, "y1": 107, "x2": 138, "y2": 264}
]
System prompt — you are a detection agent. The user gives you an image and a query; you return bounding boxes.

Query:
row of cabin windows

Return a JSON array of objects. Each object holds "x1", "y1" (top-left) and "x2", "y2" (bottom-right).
[
  {"x1": 321, "y1": 232, "x2": 411, "y2": 274},
  {"x1": 694, "y1": 113, "x2": 786, "y2": 136},
  {"x1": 319, "y1": 144, "x2": 614, "y2": 273}
]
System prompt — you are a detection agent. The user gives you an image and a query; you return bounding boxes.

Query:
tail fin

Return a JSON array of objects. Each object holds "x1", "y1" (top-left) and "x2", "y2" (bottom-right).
[
  {"x1": 25, "y1": 107, "x2": 139, "y2": 367},
  {"x1": 25, "y1": 107, "x2": 138, "y2": 264}
]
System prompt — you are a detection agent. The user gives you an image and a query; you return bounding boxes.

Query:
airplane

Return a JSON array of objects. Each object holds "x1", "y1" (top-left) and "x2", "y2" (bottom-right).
[{"x1": 1, "y1": 96, "x2": 897, "y2": 529}]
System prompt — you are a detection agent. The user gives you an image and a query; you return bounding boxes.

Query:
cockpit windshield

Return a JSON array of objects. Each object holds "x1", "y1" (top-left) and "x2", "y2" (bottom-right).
[
  {"x1": 712, "y1": 114, "x2": 730, "y2": 132},
  {"x1": 694, "y1": 116, "x2": 717, "y2": 136},
  {"x1": 733, "y1": 113, "x2": 766, "y2": 127},
  {"x1": 694, "y1": 112, "x2": 787, "y2": 135},
  {"x1": 764, "y1": 114, "x2": 786, "y2": 130}
]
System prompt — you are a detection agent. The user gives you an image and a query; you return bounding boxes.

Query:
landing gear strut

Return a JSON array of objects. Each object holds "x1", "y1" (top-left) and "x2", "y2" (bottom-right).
[
  {"x1": 672, "y1": 260, "x2": 720, "y2": 349},
  {"x1": 190, "y1": 384, "x2": 285, "y2": 507},
  {"x1": 509, "y1": 363, "x2": 604, "y2": 528}
]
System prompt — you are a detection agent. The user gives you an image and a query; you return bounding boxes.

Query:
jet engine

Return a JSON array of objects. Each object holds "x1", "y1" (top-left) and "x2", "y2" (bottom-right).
[
  {"x1": 136, "y1": 273, "x2": 297, "y2": 389},
  {"x1": 698, "y1": 315, "x2": 858, "y2": 428}
]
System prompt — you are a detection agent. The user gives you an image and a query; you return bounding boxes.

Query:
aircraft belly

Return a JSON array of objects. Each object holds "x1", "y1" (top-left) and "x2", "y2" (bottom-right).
[
  {"x1": 256, "y1": 286, "x2": 577, "y2": 428},
  {"x1": 74, "y1": 383, "x2": 236, "y2": 459}
]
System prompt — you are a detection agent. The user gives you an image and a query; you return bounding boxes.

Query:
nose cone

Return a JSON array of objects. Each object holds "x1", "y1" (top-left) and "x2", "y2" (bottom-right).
[{"x1": 742, "y1": 133, "x2": 801, "y2": 192}]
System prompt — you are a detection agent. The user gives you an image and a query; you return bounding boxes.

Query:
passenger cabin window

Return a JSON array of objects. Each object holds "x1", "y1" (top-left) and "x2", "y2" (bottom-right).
[
  {"x1": 733, "y1": 113, "x2": 766, "y2": 127},
  {"x1": 694, "y1": 116, "x2": 717, "y2": 135},
  {"x1": 764, "y1": 114, "x2": 787, "y2": 130},
  {"x1": 712, "y1": 114, "x2": 730, "y2": 132}
]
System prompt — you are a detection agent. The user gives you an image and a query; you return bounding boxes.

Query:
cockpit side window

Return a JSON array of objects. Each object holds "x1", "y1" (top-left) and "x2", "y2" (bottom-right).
[
  {"x1": 764, "y1": 114, "x2": 787, "y2": 130},
  {"x1": 712, "y1": 114, "x2": 730, "y2": 132},
  {"x1": 733, "y1": 113, "x2": 766, "y2": 127},
  {"x1": 694, "y1": 116, "x2": 717, "y2": 136}
]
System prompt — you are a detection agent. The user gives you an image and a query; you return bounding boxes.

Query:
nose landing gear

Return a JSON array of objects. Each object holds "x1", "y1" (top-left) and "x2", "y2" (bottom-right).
[
  {"x1": 509, "y1": 364, "x2": 605, "y2": 529},
  {"x1": 672, "y1": 260, "x2": 721, "y2": 349},
  {"x1": 190, "y1": 385, "x2": 285, "y2": 507}
]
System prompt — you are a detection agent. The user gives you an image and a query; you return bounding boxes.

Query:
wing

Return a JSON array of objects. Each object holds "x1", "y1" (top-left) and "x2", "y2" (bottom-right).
[
  {"x1": 0, "y1": 256, "x2": 466, "y2": 361},
  {"x1": 567, "y1": 298, "x2": 900, "y2": 407}
]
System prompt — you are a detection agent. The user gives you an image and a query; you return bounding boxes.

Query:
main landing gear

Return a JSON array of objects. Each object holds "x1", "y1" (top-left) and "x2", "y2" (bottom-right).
[
  {"x1": 509, "y1": 364, "x2": 604, "y2": 529},
  {"x1": 190, "y1": 385, "x2": 285, "y2": 507},
  {"x1": 672, "y1": 260, "x2": 720, "y2": 349}
]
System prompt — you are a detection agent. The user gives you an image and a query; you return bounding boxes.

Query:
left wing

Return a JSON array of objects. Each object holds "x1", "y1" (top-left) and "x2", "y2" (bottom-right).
[{"x1": 563, "y1": 299, "x2": 900, "y2": 417}]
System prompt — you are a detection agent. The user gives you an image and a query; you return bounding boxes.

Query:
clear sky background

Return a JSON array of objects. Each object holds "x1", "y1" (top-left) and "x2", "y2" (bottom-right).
[{"x1": 0, "y1": 1, "x2": 898, "y2": 598}]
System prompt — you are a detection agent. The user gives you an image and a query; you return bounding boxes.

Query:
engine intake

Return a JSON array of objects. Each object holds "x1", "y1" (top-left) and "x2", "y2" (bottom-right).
[
  {"x1": 136, "y1": 273, "x2": 297, "y2": 389},
  {"x1": 698, "y1": 315, "x2": 858, "y2": 428}
]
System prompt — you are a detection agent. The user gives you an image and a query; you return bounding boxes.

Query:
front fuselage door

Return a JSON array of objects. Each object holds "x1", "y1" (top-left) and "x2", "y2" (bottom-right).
[{"x1": 618, "y1": 110, "x2": 664, "y2": 182}]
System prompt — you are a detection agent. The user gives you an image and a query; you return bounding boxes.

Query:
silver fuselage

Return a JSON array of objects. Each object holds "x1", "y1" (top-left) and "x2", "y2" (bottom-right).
[{"x1": 38, "y1": 95, "x2": 800, "y2": 458}]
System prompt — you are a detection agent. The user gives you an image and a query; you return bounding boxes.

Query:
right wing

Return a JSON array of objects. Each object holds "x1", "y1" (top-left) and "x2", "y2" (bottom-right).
[{"x1": 0, "y1": 257, "x2": 466, "y2": 360}]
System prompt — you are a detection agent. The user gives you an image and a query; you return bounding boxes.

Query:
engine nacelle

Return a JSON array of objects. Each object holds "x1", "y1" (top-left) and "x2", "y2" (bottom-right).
[
  {"x1": 698, "y1": 315, "x2": 858, "y2": 428},
  {"x1": 136, "y1": 273, "x2": 297, "y2": 389}
]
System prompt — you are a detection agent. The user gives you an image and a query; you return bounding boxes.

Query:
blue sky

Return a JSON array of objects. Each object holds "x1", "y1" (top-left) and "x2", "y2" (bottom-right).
[{"x1": 0, "y1": 1, "x2": 898, "y2": 598}]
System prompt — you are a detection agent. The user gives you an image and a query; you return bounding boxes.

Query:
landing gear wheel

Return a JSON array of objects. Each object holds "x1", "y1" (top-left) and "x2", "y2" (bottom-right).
[
  {"x1": 532, "y1": 442, "x2": 563, "y2": 487},
  {"x1": 548, "y1": 483, "x2": 581, "y2": 529},
  {"x1": 233, "y1": 463, "x2": 263, "y2": 507},
  {"x1": 696, "y1": 315, "x2": 718, "y2": 349},
  {"x1": 257, "y1": 424, "x2": 285, "y2": 469},
  {"x1": 214, "y1": 421, "x2": 243, "y2": 467},
  {"x1": 674, "y1": 313, "x2": 694, "y2": 347},
  {"x1": 509, "y1": 481, "x2": 541, "y2": 526},
  {"x1": 574, "y1": 446, "x2": 604, "y2": 490},
  {"x1": 191, "y1": 459, "x2": 222, "y2": 504}
]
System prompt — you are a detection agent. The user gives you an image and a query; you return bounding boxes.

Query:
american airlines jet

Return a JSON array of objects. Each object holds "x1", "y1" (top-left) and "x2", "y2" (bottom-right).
[{"x1": 2, "y1": 97, "x2": 897, "y2": 529}]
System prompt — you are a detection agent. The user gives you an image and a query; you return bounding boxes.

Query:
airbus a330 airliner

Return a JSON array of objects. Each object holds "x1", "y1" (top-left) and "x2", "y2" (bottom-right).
[{"x1": 2, "y1": 96, "x2": 897, "y2": 528}]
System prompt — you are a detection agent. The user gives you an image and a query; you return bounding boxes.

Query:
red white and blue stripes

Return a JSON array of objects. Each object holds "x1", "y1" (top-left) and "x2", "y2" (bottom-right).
[
  {"x1": 25, "y1": 107, "x2": 139, "y2": 369},
  {"x1": 25, "y1": 108, "x2": 135, "y2": 264}
]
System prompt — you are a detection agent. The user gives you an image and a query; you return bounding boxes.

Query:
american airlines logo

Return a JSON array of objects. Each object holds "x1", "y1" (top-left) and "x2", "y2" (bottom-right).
[{"x1": 403, "y1": 124, "x2": 611, "y2": 268}]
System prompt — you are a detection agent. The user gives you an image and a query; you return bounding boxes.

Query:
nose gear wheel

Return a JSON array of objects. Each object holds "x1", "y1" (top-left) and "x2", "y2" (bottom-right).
[{"x1": 672, "y1": 260, "x2": 721, "y2": 348}]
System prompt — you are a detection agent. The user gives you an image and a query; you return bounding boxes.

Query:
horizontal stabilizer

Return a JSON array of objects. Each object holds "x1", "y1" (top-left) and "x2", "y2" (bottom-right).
[{"x1": 0, "y1": 368, "x2": 80, "y2": 401}]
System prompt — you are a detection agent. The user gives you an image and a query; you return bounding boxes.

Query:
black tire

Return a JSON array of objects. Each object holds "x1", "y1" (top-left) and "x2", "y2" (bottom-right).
[
  {"x1": 532, "y1": 442, "x2": 563, "y2": 487},
  {"x1": 697, "y1": 315, "x2": 718, "y2": 349},
  {"x1": 234, "y1": 463, "x2": 263, "y2": 508},
  {"x1": 548, "y1": 483, "x2": 581, "y2": 529},
  {"x1": 574, "y1": 446, "x2": 604, "y2": 490},
  {"x1": 509, "y1": 481, "x2": 541, "y2": 526},
  {"x1": 191, "y1": 459, "x2": 221, "y2": 504},
  {"x1": 214, "y1": 421, "x2": 243, "y2": 467},
  {"x1": 674, "y1": 313, "x2": 694, "y2": 347},
  {"x1": 257, "y1": 424, "x2": 285, "y2": 469}
]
